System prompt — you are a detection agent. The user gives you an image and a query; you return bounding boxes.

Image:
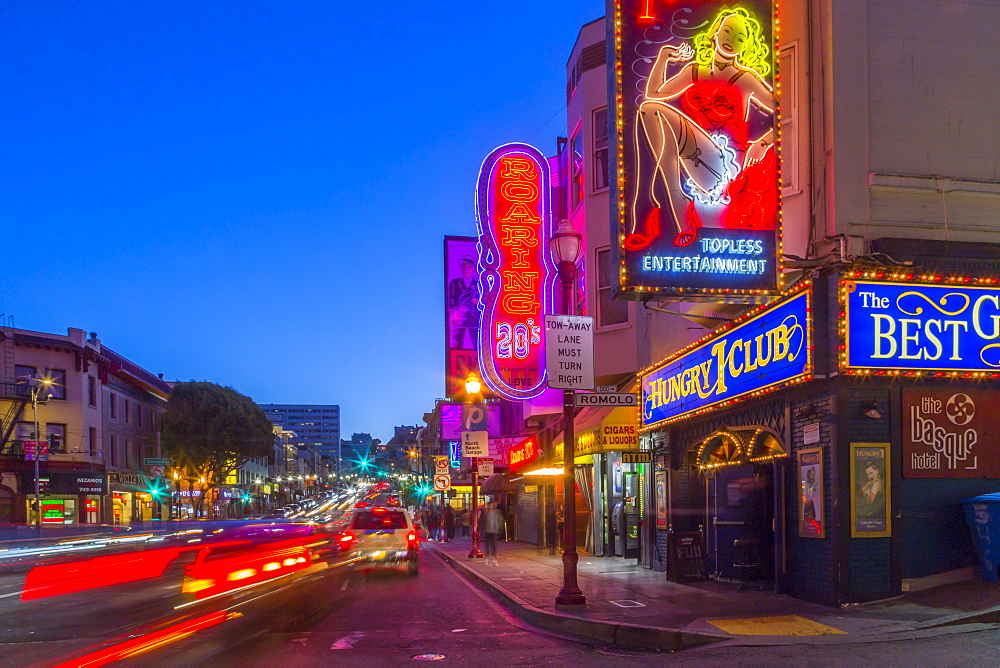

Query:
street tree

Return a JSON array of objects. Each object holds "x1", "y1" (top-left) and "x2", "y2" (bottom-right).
[{"x1": 162, "y1": 382, "x2": 273, "y2": 517}]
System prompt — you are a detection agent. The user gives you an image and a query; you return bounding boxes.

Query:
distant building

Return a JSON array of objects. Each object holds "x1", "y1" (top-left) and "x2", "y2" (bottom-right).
[{"x1": 258, "y1": 403, "x2": 341, "y2": 470}]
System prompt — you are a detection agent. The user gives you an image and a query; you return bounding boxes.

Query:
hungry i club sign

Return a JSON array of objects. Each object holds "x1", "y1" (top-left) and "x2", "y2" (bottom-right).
[{"x1": 476, "y1": 143, "x2": 555, "y2": 400}]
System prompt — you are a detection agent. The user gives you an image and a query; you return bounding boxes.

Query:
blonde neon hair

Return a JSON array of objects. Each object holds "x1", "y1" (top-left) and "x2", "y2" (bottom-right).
[{"x1": 693, "y1": 6, "x2": 770, "y2": 78}]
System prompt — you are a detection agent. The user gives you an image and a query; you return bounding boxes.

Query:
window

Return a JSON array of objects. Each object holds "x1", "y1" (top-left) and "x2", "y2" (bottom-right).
[
  {"x1": 88, "y1": 376, "x2": 96, "y2": 407},
  {"x1": 44, "y1": 369, "x2": 66, "y2": 400},
  {"x1": 89, "y1": 428, "x2": 98, "y2": 457},
  {"x1": 137, "y1": 405, "x2": 143, "y2": 428},
  {"x1": 569, "y1": 131, "x2": 584, "y2": 211},
  {"x1": 597, "y1": 248, "x2": 629, "y2": 327},
  {"x1": 110, "y1": 435, "x2": 118, "y2": 466},
  {"x1": 109, "y1": 393, "x2": 117, "y2": 419},
  {"x1": 592, "y1": 107, "x2": 609, "y2": 191},
  {"x1": 779, "y1": 45, "x2": 797, "y2": 192},
  {"x1": 124, "y1": 399, "x2": 131, "y2": 424},
  {"x1": 15, "y1": 365, "x2": 36, "y2": 384},
  {"x1": 125, "y1": 439, "x2": 131, "y2": 468},
  {"x1": 16, "y1": 422, "x2": 36, "y2": 441},
  {"x1": 46, "y1": 424, "x2": 67, "y2": 453}
]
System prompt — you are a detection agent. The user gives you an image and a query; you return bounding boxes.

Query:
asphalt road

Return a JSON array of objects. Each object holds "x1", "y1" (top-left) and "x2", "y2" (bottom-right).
[{"x1": 211, "y1": 549, "x2": 1000, "y2": 667}]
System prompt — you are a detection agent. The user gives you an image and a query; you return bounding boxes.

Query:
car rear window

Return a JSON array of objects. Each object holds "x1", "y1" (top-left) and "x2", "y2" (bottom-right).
[{"x1": 351, "y1": 510, "x2": 407, "y2": 530}]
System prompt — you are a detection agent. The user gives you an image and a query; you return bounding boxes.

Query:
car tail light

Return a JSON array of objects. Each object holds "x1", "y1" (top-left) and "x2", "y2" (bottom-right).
[{"x1": 406, "y1": 531, "x2": 417, "y2": 547}]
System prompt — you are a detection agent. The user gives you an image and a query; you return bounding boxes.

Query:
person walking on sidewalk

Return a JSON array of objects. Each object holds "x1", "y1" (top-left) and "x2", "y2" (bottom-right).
[
  {"x1": 443, "y1": 504, "x2": 456, "y2": 542},
  {"x1": 459, "y1": 508, "x2": 471, "y2": 538},
  {"x1": 480, "y1": 501, "x2": 505, "y2": 566}
]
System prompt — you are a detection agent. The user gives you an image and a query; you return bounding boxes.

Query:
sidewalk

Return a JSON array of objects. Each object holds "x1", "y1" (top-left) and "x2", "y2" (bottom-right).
[{"x1": 429, "y1": 538, "x2": 1000, "y2": 651}]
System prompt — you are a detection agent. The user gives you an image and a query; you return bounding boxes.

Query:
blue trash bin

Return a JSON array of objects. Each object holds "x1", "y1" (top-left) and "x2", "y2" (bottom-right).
[{"x1": 961, "y1": 493, "x2": 1000, "y2": 582}]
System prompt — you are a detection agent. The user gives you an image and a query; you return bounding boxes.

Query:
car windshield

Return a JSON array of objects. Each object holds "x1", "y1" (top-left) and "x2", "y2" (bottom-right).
[{"x1": 351, "y1": 510, "x2": 407, "y2": 530}]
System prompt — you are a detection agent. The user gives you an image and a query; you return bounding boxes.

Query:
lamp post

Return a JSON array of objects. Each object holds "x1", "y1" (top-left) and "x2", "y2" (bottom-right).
[
  {"x1": 465, "y1": 372, "x2": 484, "y2": 559},
  {"x1": 550, "y1": 219, "x2": 586, "y2": 607},
  {"x1": 29, "y1": 377, "x2": 54, "y2": 533}
]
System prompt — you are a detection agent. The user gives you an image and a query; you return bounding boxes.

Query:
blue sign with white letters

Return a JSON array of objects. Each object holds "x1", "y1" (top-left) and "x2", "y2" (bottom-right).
[
  {"x1": 845, "y1": 281, "x2": 1000, "y2": 371},
  {"x1": 641, "y1": 288, "x2": 812, "y2": 429}
]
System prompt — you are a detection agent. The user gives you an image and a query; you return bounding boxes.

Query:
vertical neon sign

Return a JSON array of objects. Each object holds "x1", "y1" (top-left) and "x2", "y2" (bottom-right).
[{"x1": 476, "y1": 143, "x2": 554, "y2": 400}]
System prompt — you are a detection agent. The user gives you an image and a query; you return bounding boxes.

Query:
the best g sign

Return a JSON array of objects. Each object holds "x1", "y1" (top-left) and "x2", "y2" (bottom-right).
[{"x1": 843, "y1": 280, "x2": 1000, "y2": 372}]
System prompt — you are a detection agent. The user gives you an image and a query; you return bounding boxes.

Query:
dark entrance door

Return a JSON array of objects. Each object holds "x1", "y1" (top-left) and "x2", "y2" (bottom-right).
[{"x1": 706, "y1": 464, "x2": 774, "y2": 582}]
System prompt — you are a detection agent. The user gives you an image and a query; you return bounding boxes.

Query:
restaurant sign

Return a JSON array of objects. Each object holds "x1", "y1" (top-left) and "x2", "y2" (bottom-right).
[
  {"x1": 903, "y1": 388, "x2": 1000, "y2": 478},
  {"x1": 641, "y1": 285, "x2": 811, "y2": 430},
  {"x1": 508, "y1": 436, "x2": 540, "y2": 473},
  {"x1": 842, "y1": 279, "x2": 1000, "y2": 374}
]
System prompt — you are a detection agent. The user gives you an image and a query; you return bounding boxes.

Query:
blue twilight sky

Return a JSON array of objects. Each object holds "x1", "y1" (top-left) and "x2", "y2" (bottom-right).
[{"x1": 0, "y1": 1, "x2": 606, "y2": 442}]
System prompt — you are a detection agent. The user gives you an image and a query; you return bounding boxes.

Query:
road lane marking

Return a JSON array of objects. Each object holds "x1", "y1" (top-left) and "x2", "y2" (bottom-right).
[{"x1": 330, "y1": 631, "x2": 365, "y2": 649}]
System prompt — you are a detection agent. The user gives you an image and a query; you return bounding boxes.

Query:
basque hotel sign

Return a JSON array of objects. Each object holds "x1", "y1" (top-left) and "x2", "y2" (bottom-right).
[
  {"x1": 641, "y1": 286, "x2": 811, "y2": 430},
  {"x1": 476, "y1": 143, "x2": 554, "y2": 399},
  {"x1": 612, "y1": 0, "x2": 781, "y2": 298},
  {"x1": 842, "y1": 279, "x2": 1000, "y2": 373},
  {"x1": 903, "y1": 388, "x2": 1000, "y2": 478}
]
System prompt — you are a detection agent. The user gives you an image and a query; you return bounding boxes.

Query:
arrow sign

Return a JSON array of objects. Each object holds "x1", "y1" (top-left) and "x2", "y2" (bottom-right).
[
  {"x1": 461, "y1": 431, "x2": 488, "y2": 458},
  {"x1": 435, "y1": 456, "x2": 450, "y2": 474},
  {"x1": 433, "y1": 474, "x2": 451, "y2": 491}
]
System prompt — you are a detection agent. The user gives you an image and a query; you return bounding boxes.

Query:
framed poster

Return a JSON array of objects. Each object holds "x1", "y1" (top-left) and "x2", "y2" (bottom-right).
[
  {"x1": 797, "y1": 448, "x2": 824, "y2": 538},
  {"x1": 850, "y1": 443, "x2": 891, "y2": 538},
  {"x1": 655, "y1": 471, "x2": 667, "y2": 529}
]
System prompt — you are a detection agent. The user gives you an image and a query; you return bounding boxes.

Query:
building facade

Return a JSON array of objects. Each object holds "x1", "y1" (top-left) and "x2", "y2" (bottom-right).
[{"x1": 0, "y1": 327, "x2": 170, "y2": 528}]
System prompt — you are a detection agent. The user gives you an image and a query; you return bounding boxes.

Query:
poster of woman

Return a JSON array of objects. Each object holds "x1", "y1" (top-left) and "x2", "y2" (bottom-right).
[
  {"x1": 850, "y1": 443, "x2": 891, "y2": 538},
  {"x1": 797, "y1": 448, "x2": 824, "y2": 538}
]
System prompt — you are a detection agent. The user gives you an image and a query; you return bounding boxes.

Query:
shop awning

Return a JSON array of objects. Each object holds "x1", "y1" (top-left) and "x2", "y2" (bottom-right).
[
  {"x1": 480, "y1": 473, "x2": 509, "y2": 495},
  {"x1": 693, "y1": 425, "x2": 787, "y2": 470}
]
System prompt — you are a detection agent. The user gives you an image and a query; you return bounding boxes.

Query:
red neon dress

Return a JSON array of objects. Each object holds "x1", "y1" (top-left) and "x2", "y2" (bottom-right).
[{"x1": 680, "y1": 69, "x2": 777, "y2": 231}]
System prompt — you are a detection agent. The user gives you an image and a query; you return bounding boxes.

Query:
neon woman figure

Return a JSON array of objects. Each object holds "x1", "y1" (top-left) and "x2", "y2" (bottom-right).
[{"x1": 626, "y1": 7, "x2": 777, "y2": 250}]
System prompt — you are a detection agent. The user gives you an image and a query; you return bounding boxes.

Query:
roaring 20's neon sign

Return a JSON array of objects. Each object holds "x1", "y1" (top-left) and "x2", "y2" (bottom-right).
[{"x1": 476, "y1": 143, "x2": 554, "y2": 399}]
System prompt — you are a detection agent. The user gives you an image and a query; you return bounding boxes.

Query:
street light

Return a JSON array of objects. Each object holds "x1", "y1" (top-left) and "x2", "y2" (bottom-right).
[
  {"x1": 550, "y1": 219, "x2": 586, "y2": 608},
  {"x1": 28, "y1": 377, "x2": 54, "y2": 533},
  {"x1": 465, "y1": 372, "x2": 484, "y2": 560}
]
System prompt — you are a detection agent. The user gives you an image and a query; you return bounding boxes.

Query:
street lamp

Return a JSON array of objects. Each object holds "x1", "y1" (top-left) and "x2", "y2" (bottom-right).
[
  {"x1": 550, "y1": 219, "x2": 586, "y2": 608},
  {"x1": 465, "y1": 372, "x2": 484, "y2": 559},
  {"x1": 28, "y1": 377, "x2": 54, "y2": 533}
]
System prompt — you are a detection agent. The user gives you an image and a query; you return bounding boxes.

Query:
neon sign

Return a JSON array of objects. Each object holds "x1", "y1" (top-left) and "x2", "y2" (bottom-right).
[
  {"x1": 613, "y1": 0, "x2": 781, "y2": 298},
  {"x1": 508, "y1": 436, "x2": 540, "y2": 473},
  {"x1": 842, "y1": 278, "x2": 1000, "y2": 374},
  {"x1": 640, "y1": 284, "x2": 811, "y2": 430},
  {"x1": 476, "y1": 143, "x2": 554, "y2": 399}
]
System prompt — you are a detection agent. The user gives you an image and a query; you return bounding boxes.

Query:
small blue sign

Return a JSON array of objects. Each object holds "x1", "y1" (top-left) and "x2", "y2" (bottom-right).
[
  {"x1": 845, "y1": 281, "x2": 1000, "y2": 371},
  {"x1": 641, "y1": 288, "x2": 812, "y2": 429}
]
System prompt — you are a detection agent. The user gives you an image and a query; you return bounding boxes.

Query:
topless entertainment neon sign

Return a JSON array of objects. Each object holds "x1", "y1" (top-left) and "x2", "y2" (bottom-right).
[
  {"x1": 613, "y1": 0, "x2": 782, "y2": 298},
  {"x1": 475, "y1": 143, "x2": 554, "y2": 400}
]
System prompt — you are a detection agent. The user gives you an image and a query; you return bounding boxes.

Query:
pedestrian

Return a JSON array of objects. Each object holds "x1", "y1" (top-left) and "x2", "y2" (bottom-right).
[
  {"x1": 444, "y1": 504, "x2": 456, "y2": 542},
  {"x1": 546, "y1": 502, "x2": 558, "y2": 554},
  {"x1": 427, "y1": 507, "x2": 441, "y2": 542},
  {"x1": 459, "y1": 508, "x2": 471, "y2": 538},
  {"x1": 480, "y1": 501, "x2": 505, "y2": 566}
]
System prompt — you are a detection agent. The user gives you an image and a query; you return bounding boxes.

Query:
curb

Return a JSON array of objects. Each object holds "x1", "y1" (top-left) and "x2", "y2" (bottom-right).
[{"x1": 430, "y1": 545, "x2": 728, "y2": 652}]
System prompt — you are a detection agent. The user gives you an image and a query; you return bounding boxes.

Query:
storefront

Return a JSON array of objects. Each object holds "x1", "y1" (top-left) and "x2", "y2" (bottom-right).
[
  {"x1": 640, "y1": 272, "x2": 1000, "y2": 605},
  {"x1": 20, "y1": 470, "x2": 108, "y2": 526}
]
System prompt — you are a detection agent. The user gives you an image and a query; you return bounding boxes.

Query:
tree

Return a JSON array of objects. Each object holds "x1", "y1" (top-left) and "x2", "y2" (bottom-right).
[{"x1": 162, "y1": 382, "x2": 273, "y2": 518}]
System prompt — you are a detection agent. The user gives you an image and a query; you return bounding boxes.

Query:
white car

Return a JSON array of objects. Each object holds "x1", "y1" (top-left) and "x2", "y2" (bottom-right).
[{"x1": 341, "y1": 506, "x2": 419, "y2": 576}]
